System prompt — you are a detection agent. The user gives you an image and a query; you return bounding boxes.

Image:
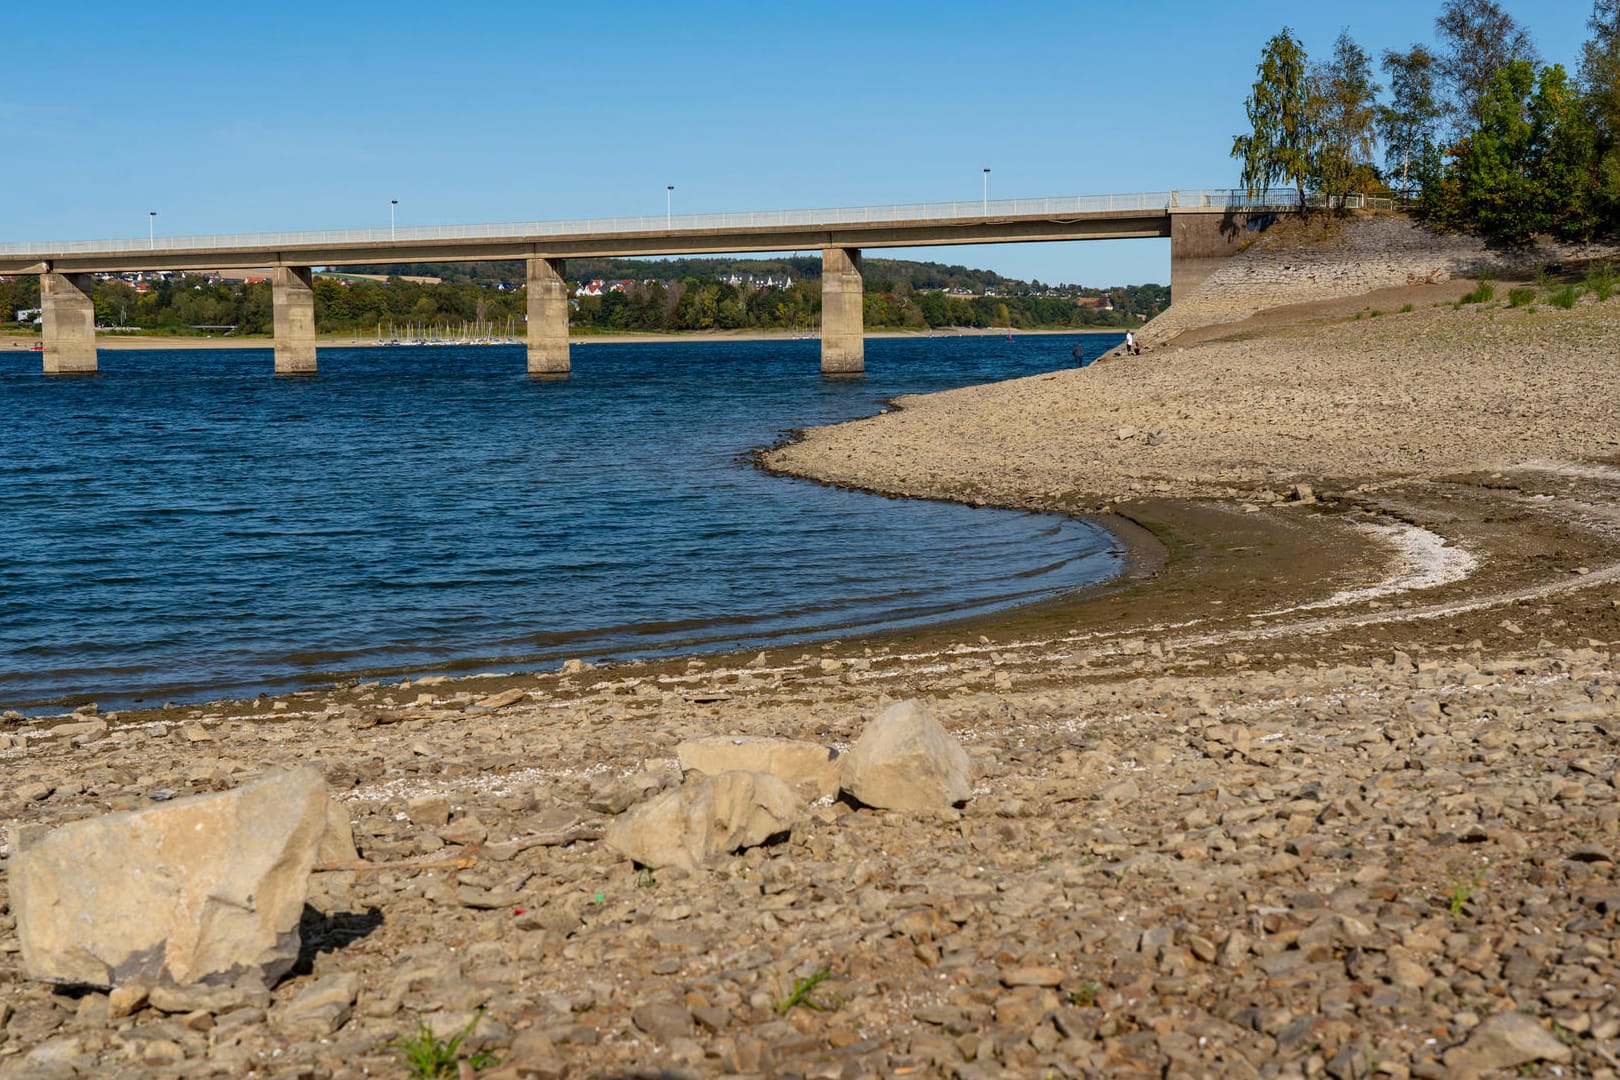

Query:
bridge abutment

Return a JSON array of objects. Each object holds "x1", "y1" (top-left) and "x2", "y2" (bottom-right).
[
  {"x1": 820, "y1": 247, "x2": 863, "y2": 374},
  {"x1": 40, "y1": 273, "x2": 98, "y2": 374},
  {"x1": 272, "y1": 266, "x2": 317, "y2": 375},
  {"x1": 1168, "y1": 208, "x2": 1278, "y2": 303},
  {"x1": 527, "y1": 257, "x2": 570, "y2": 376}
]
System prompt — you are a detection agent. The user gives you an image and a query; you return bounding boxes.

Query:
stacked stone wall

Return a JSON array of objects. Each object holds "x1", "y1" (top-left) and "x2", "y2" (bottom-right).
[{"x1": 1141, "y1": 214, "x2": 1617, "y2": 345}]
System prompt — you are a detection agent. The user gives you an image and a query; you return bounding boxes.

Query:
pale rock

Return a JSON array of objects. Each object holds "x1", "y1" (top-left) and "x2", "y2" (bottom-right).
[
  {"x1": 106, "y1": 983, "x2": 149, "y2": 1019},
  {"x1": 147, "y1": 980, "x2": 270, "y2": 1015},
  {"x1": 840, "y1": 700, "x2": 972, "y2": 812},
  {"x1": 476, "y1": 687, "x2": 528, "y2": 710},
  {"x1": 51, "y1": 718, "x2": 106, "y2": 741},
  {"x1": 12, "y1": 767, "x2": 329, "y2": 989},
  {"x1": 406, "y1": 794, "x2": 452, "y2": 827},
  {"x1": 438, "y1": 814, "x2": 489, "y2": 846},
  {"x1": 605, "y1": 771, "x2": 801, "y2": 874},
  {"x1": 317, "y1": 797, "x2": 360, "y2": 863},
  {"x1": 274, "y1": 971, "x2": 358, "y2": 1035},
  {"x1": 677, "y1": 735, "x2": 841, "y2": 800},
  {"x1": 1000, "y1": 965, "x2": 1065, "y2": 987},
  {"x1": 1443, "y1": 1011, "x2": 1573, "y2": 1071},
  {"x1": 631, "y1": 1001, "x2": 694, "y2": 1042},
  {"x1": 507, "y1": 1028, "x2": 569, "y2": 1079}
]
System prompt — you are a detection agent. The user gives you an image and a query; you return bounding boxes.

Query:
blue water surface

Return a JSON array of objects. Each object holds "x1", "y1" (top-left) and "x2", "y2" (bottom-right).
[{"x1": 0, "y1": 333, "x2": 1122, "y2": 709}]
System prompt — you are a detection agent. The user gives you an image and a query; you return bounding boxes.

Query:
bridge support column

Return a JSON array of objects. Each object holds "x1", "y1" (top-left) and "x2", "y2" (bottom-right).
[
  {"x1": 820, "y1": 247, "x2": 863, "y2": 374},
  {"x1": 527, "y1": 257, "x2": 570, "y2": 376},
  {"x1": 40, "y1": 273, "x2": 98, "y2": 374},
  {"x1": 272, "y1": 266, "x2": 317, "y2": 375}
]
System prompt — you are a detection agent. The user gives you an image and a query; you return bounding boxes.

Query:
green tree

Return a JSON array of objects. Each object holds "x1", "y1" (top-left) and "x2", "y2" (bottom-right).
[
  {"x1": 1582, "y1": 0, "x2": 1620, "y2": 230},
  {"x1": 1232, "y1": 28, "x2": 1314, "y2": 208},
  {"x1": 1434, "y1": 0, "x2": 1539, "y2": 133},
  {"x1": 1311, "y1": 29, "x2": 1383, "y2": 200},
  {"x1": 1439, "y1": 61, "x2": 1597, "y2": 242},
  {"x1": 1380, "y1": 44, "x2": 1445, "y2": 197}
]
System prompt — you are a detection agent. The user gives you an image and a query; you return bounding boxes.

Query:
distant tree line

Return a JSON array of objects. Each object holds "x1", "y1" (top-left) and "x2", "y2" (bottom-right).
[
  {"x1": 1233, "y1": 0, "x2": 1620, "y2": 242},
  {"x1": 1, "y1": 258, "x2": 1168, "y2": 335}
]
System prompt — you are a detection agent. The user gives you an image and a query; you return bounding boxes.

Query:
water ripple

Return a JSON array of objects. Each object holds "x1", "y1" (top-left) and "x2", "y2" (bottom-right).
[{"x1": 0, "y1": 335, "x2": 1122, "y2": 709}]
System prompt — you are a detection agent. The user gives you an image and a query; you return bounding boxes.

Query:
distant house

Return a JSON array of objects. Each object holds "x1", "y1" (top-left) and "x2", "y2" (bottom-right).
[
  {"x1": 574, "y1": 279, "x2": 606, "y2": 298},
  {"x1": 14, "y1": 308, "x2": 41, "y2": 325}
]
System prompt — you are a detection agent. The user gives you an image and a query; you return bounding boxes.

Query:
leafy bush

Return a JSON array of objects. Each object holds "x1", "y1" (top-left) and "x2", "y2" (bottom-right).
[
  {"x1": 1548, "y1": 284, "x2": 1581, "y2": 309},
  {"x1": 1584, "y1": 261, "x2": 1615, "y2": 301}
]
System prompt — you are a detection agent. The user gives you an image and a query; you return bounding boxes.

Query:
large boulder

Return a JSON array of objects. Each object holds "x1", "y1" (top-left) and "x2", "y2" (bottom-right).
[
  {"x1": 11, "y1": 767, "x2": 330, "y2": 989},
  {"x1": 676, "y1": 735, "x2": 841, "y2": 801},
  {"x1": 605, "y1": 771, "x2": 801, "y2": 874},
  {"x1": 841, "y1": 700, "x2": 972, "y2": 811}
]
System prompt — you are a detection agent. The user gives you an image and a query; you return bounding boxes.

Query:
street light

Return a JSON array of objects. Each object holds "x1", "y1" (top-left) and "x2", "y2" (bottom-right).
[
  {"x1": 390, "y1": 199, "x2": 398, "y2": 241},
  {"x1": 982, "y1": 168, "x2": 990, "y2": 215},
  {"x1": 666, "y1": 185, "x2": 674, "y2": 230},
  {"x1": 149, "y1": 211, "x2": 156, "y2": 249}
]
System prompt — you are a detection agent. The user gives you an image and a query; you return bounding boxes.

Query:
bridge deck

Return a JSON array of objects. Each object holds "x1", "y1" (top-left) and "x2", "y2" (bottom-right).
[{"x1": 0, "y1": 189, "x2": 1352, "y2": 275}]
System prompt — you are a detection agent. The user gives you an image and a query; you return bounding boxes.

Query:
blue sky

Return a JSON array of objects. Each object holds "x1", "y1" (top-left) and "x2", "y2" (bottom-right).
[{"x1": 1, "y1": 1, "x2": 1595, "y2": 286}]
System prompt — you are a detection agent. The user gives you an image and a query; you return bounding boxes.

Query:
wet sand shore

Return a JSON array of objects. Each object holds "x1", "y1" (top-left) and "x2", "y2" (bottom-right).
[{"x1": 1, "y1": 287, "x2": 1619, "y2": 1078}]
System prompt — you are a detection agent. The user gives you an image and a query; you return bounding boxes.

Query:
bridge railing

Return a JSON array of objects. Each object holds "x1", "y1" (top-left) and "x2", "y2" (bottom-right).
[{"x1": 0, "y1": 188, "x2": 1390, "y2": 257}]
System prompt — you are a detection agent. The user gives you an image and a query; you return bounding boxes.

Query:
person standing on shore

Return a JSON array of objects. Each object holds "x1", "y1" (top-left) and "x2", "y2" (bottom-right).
[{"x1": 1124, "y1": 330, "x2": 1137, "y2": 355}]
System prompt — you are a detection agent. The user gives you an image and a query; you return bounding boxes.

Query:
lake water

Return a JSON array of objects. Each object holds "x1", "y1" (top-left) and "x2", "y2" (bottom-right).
[{"x1": 0, "y1": 333, "x2": 1123, "y2": 711}]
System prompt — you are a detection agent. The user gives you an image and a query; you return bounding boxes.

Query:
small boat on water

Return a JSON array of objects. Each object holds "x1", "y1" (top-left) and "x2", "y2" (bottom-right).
[{"x1": 30, "y1": 342, "x2": 43, "y2": 352}]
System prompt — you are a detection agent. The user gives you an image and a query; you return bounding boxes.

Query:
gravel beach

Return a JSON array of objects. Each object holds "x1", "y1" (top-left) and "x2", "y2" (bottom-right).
[{"x1": 2, "y1": 281, "x2": 1619, "y2": 1079}]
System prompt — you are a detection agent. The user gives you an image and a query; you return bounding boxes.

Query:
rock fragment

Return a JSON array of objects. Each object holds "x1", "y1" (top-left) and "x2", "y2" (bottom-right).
[
  {"x1": 11, "y1": 767, "x2": 329, "y2": 989},
  {"x1": 840, "y1": 700, "x2": 971, "y2": 811},
  {"x1": 1443, "y1": 1011, "x2": 1573, "y2": 1071},
  {"x1": 604, "y1": 771, "x2": 801, "y2": 874},
  {"x1": 676, "y1": 735, "x2": 841, "y2": 800}
]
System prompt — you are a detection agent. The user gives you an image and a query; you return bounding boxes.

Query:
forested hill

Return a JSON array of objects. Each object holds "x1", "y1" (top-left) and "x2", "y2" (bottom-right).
[
  {"x1": 0, "y1": 256, "x2": 1166, "y2": 337},
  {"x1": 338, "y1": 255, "x2": 1033, "y2": 294}
]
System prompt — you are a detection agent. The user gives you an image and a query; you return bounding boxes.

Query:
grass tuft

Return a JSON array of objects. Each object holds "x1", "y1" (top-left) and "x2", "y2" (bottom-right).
[
  {"x1": 1507, "y1": 287, "x2": 1536, "y2": 308},
  {"x1": 1445, "y1": 865, "x2": 1488, "y2": 917},
  {"x1": 393, "y1": 1010, "x2": 499, "y2": 1079},
  {"x1": 1548, "y1": 284, "x2": 1582, "y2": 309},
  {"x1": 1067, "y1": 981, "x2": 1102, "y2": 1007},
  {"x1": 1584, "y1": 260, "x2": 1615, "y2": 301},
  {"x1": 776, "y1": 966, "x2": 838, "y2": 1015},
  {"x1": 1459, "y1": 279, "x2": 1495, "y2": 304}
]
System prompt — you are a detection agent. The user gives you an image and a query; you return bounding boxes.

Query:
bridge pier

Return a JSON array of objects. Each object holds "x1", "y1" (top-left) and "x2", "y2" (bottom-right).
[
  {"x1": 820, "y1": 247, "x2": 863, "y2": 374},
  {"x1": 527, "y1": 257, "x2": 570, "y2": 376},
  {"x1": 272, "y1": 266, "x2": 317, "y2": 375},
  {"x1": 40, "y1": 272, "x2": 98, "y2": 374}
]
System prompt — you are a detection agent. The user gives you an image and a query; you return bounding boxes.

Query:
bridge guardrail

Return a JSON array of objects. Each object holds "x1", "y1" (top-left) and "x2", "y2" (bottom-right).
[{"x1": 0, "y1": 188, "x2": 1395, "y2": 258}]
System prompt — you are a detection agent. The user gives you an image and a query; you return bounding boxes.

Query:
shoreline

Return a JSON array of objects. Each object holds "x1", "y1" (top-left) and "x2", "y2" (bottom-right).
[
  {"x1": 0, "y1": 325, "x2": 1126, "y2": 354},
  {"x1": 3, "y1": 283, "x2": 1619, "y2": 1077}
]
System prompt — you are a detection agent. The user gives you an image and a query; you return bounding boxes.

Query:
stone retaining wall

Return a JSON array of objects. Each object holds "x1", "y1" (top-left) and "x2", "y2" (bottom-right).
[{"x1": 1141, "y1": 213, "x2": 1616, "y2": 345}]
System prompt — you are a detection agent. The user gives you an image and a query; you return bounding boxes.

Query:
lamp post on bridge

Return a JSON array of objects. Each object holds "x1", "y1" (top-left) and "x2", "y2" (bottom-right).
[
  {"x1": 982, "y1": 168, "x2": 990, "y2": 215},
  {"x1": 666, "y1": 185, "x2": 674, "y2": 230},
  {"x1": 149, "y1": 211, "x2": 155, "y2": 249},
  {"x1": 390, "y1": 199, "x2": 398, "y2": 241}
]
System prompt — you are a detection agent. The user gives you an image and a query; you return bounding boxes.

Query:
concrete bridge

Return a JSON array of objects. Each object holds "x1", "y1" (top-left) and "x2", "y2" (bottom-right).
[{"x1": 0, "y1": 189, "x2": 1319, "y2": 376}]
